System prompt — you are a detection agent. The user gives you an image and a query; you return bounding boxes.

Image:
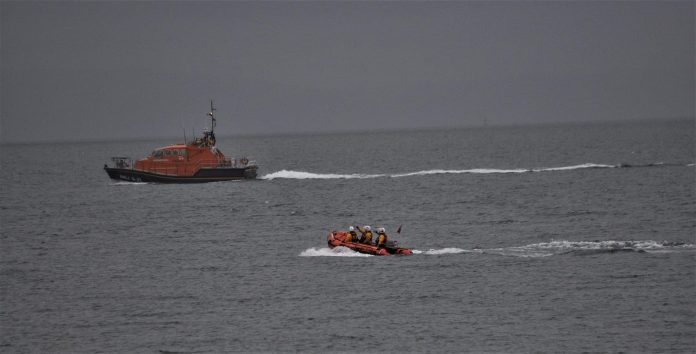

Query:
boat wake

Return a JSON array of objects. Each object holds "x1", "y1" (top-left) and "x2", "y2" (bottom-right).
[
  {"x1": 110, "y1": 181, "x2": 149, "y2": 186},
  {"x1": 262, "y1": 162, "x2": 689, "y2": 180},
  {"x1": 300, "y1": 241, "x2": 694, "y2": 258},
  {"x1": 299, "y1": 247, "x2": 373, "y2": 257},
  {"x1": 411, "y1": 248, "x2": 474, "y2": 255},
  {"x1": 264, "y1": 171, "x2": 385, "y2": 180},
  {"x1": 414, "y1": 240, "x2": 696, "y2": 258}
]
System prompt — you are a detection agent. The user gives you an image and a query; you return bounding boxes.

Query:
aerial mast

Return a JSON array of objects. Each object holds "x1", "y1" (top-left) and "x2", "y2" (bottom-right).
[
  {"x1": 205, "y1": 99, "x2": 217, "y2": 147},
  {"x1": 207, "y1": 99, "x2": 216, "y2": 134}
]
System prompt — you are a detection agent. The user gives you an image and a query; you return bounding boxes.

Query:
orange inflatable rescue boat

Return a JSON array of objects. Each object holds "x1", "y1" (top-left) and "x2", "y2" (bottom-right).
[
  {"x1": 327, "y1": 230, "x2": 413, "y2": 256},
  {"x1": 104, "y1": 101, "x2": 257, "y2": 183}
]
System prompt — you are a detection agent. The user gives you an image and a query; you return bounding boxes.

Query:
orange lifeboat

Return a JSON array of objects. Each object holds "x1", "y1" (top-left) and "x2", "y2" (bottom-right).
[{"x1": 104, "y1": 101, "x2": 257, "y2": 183}]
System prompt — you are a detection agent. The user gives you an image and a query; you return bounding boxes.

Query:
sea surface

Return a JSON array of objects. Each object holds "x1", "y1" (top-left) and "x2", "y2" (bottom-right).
[{"x1": 1, "y1": 119, "x2": 695, "y2": 353}]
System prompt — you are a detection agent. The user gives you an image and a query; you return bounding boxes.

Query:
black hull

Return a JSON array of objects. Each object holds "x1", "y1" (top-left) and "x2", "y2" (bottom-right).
[{"x1": 105, "y1": 166, "x2": 257, "y2": 183}]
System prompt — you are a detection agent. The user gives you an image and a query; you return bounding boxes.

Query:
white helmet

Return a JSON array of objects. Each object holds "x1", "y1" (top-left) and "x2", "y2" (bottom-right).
[
  {"x1": 348, "y1": 226, "x2": 355, "y2": 231},
  {"x1": 378, "y1": 227, "x2": 385, "y2": 233},
  {"x1": 364, "y1": 225, "x2": 371, "y2": 231}
]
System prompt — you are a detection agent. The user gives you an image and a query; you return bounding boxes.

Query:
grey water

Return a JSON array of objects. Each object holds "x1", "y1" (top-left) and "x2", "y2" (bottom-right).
[{"x1": 1, "y1": 119, "x2": 694, "y2": 353}]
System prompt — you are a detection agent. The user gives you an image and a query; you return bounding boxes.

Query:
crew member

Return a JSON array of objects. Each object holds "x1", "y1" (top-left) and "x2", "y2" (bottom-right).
[
  {"x1": 375, "y1": 227, "x2": 388, "y2": 248},
  {"x1": 345, "y1": 226, "x2": 358, "y2": 243},
  {"x1": 356, "y1": 225, "x2": 373, "y2": 244}
]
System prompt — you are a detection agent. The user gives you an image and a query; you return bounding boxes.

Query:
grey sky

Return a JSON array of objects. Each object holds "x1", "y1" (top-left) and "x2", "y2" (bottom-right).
[{"x1": 1, "y1": 1, "x2": 693, "y2": 143}]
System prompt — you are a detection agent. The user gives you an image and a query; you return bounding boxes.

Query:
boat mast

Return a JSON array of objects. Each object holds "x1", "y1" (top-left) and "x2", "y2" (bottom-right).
[
  {"x1": 208, "y1": 99, "x2": 216, "y2": 135},
  {"x1": 203, "y1": 99, "x2": 217, "y2": 147}
]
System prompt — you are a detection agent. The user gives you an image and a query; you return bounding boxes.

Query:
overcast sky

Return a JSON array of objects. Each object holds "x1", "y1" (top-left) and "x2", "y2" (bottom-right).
[{"x1": 1, "y1": 1, "x2": 693, "y2": 143}]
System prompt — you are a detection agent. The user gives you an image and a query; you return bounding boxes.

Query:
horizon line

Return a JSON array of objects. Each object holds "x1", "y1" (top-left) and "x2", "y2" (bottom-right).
[{"x1": 0, "y1": 116, "x2": 692, "y2": 146}]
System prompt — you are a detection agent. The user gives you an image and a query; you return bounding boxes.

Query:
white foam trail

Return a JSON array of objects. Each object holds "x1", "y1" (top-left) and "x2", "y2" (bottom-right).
[
  {"x1": 427, "y1": 248, "x2": 469, "y2": 255},
  {"x1": 299, "y1": 247, "x2": 373, "y2": 257},
  {"x1": 414, "y1": 247, "x2": 472, "y2": 255},
  {"x1": 111, "y1": 182, "x2": 148, "y2": 186},
  {"x1": 483, "y1": 247, "x2": 555, "y2": 258},
  {"x1": 261, "y1": 163, "x2": 621, "y2": 180},
  {"x1": 262, "y1": 170, "x2": 384, "y2": 180},
  {"x1": 414, "y1": 246, "x2": 549, "y2": 257},
  {"x1": 687, "y1": 163, "x2": 695, "y2": 167},
  {"x1": 532, "y1": 163, "x2": 616, "y2": 172},
  {"x1": 529, "y1": 240, "x2": 696, "y2": 251},
  {"x1": 412, "y1": 240, "x2": 695, "y2": 258},
  {"x1": 391, "y1": 168, "x2": 529, "y2": 177}
]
